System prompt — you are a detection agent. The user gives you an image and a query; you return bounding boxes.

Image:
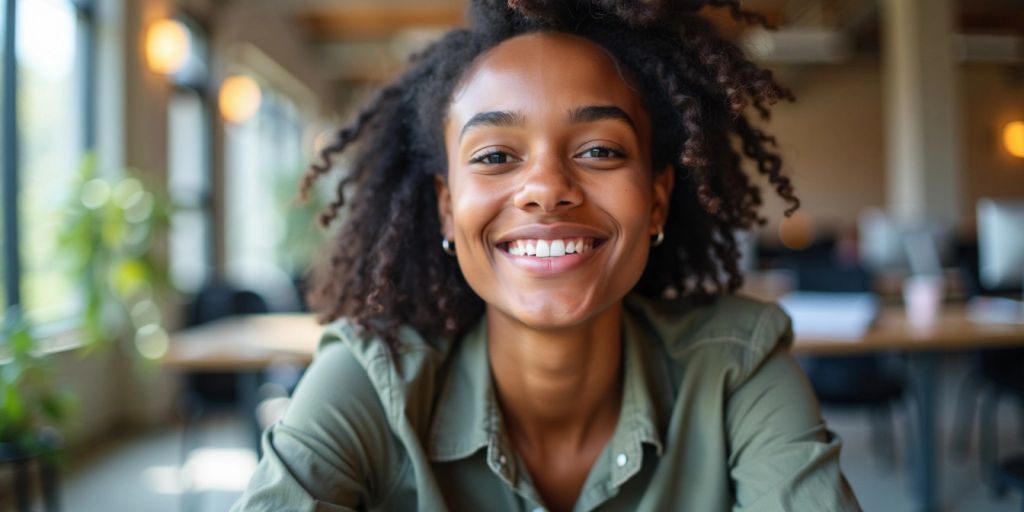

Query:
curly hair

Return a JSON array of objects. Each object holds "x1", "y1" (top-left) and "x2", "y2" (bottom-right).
[{"x1": 300, "y1": 0, "x2": 799, "y2": 345}]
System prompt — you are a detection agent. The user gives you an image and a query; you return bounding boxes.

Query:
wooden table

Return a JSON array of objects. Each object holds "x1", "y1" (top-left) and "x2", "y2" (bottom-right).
[
  {"x1": 164, "y1": 314, "x2": 322, "y2": 452},
  {"x1": 792, "y1": 304, "x2": 1024, "y2": 355},
  {"x1": 164, "y1": 314, "x2": 321, "y2": 371},
  {"x1": 165, "y1": 306, "x2": 1024, "y2": 512},
  {"x1": 792, "y1": 304, "x2": 1024, "y2": 512}
]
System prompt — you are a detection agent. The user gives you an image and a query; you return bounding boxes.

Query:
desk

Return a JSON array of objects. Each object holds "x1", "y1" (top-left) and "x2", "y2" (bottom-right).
[
  {"x1": 164, "y1": 314, "x2": 321, "y2": 457},
  {"x1": 165, "y1": 306, "x2": 1024, "y2": 512},
  {"x1": 164, "y1": 314, "x2": 320, "y2": 370},
  {"x1": 792, "y1": 304, "x2": 1024, "y2": 512}
]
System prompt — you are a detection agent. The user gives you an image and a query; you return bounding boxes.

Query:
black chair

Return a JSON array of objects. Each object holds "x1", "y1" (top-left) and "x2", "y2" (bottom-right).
[
  {"x1": 782, "y1": 247, "x2": 908, "y2": 467},
  {"x1": 180, "y1": 282, "x2": 269, "y2": 433},
  {"x1": 948, "y1": 238, "x2": 1024, "y2": 505},
  {"x1": 994, "y1": 455, "x2": 1024, "y2": 512},
  {"x1": 179, "y1": 281, "x2": 269, "y2": 511}
]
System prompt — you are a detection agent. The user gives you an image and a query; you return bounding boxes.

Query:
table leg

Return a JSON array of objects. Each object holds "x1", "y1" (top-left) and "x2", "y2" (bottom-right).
[
  {"x1": 908, "y1": 353, "x2": 939, "y2": 512},
  {"x1": 237, "y1": 370, "x2": 263, "y2": 456}
]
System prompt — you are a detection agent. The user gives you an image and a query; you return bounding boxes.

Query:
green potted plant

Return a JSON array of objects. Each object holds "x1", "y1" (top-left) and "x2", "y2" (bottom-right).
[
  {"x1": 58, "y1": 155, "x2": 174, "y2": 360},
  {"x1": 0, "y1": 155, "x2": 173, "y2": 508},
  {"x1": 0, "y1": 307, "x2": 74, "y2": 509}
]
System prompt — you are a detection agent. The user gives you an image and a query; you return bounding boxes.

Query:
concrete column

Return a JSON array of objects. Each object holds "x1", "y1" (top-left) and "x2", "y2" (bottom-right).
[{"x1": 882, "y1": 0, "x2": 962, "y2": 227}]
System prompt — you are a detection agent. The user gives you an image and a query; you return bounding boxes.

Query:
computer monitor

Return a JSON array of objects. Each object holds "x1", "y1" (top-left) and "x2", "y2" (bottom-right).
[
  {"x1": 977, "y1": 198, "x2": 1024, "y2": 293},
  {"x1": 858, "y1": 207, "x2": 948, "y2": 274}
]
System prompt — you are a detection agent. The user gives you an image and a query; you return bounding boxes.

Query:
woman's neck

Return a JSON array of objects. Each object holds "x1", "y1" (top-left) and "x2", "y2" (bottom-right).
[{"x1": 487, "y1": 302, "x2": 624, "y2": 454}]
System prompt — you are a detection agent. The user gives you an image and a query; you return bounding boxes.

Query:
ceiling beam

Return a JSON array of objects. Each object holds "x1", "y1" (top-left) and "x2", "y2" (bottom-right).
[{"x1": 298, "y1": 5, "x2": 466, "y2": 41}]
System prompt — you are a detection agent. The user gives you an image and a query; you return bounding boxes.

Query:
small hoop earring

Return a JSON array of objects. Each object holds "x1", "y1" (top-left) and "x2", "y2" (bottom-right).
[
  {"x1": 442, "y1": 238, "x2": 456, "y2": 256},
  {"x1": 651, "y1": 229, "x2": 665, "y2": 248}
]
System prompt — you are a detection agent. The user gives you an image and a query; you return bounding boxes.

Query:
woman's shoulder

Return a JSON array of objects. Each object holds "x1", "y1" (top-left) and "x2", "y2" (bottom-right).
[
  {"x1": 625, "y1": 293, "x2": 794, "y2": 390},
  {"x1": 310, "y1": 317, "x2": 455, "y2": 432}
]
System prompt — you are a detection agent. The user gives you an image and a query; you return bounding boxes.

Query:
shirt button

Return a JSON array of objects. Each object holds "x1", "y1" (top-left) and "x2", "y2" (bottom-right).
[
  {"x1": 616, "y1": 453, "x2": 628, "y2": 467},
  {"x1": 498, "y1": 454, "x2": 507, "y2": 465}
]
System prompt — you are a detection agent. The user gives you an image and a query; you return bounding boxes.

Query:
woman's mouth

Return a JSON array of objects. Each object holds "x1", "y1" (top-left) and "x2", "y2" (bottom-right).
[
  {"x1": 495, "y1": 236, "x2": 607, "y2": 274},
  {"x1": 500, "y1": 237, "x2": 603, "y2": 257}
]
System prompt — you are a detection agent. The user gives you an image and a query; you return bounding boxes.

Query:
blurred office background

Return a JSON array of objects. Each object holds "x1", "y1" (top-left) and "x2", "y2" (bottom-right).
[{"x1": 0, "y1": 0, "x2": 1023, "y2": 510}]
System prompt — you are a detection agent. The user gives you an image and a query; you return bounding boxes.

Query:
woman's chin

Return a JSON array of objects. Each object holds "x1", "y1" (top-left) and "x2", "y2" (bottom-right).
[{"x1": 496, "y1": 290, "x2": 610, "y2": 331}]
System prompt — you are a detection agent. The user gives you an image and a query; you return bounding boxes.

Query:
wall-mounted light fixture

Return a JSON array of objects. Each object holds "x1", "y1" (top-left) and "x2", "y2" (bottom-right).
[
  {"x1": 219, "y1": 75, "x2": 262, "y2": 124},
  {"x1": 1004, "y1": 121, "x2": 1024, "y2": 158},
  {"x1": 145, "y1": 19, "x2": 191, "y2": 76}
]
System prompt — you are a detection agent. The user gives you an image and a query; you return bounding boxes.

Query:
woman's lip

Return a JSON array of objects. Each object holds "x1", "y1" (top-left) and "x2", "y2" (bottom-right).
[
  {"x1": 497, "y1": 240, "x2": 604, "y2": 274},
  {"x1": 494, "y1": 223, "x2": 609, "y2": 245}
]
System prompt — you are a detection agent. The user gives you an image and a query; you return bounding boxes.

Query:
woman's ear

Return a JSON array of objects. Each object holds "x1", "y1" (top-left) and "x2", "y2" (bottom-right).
[
  {"x1": 434, "y1": 174, "x2": 454, "y2": 240},
  {"x1": 651, "y1": 165, "x2": 675, "y2": 234}
]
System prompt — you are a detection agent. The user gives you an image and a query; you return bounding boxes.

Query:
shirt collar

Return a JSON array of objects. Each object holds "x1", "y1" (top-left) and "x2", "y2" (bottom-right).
[
  {"x1": 426, "y1": 314, "x2": 495, "y2": 462},
  {"x1": 426, "y1": 301, "x2": 669, "y2": 478}
]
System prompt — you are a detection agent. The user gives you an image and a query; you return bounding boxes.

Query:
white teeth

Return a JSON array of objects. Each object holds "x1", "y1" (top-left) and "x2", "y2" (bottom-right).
[
  {"x1": 505, "y1": 238, "x2": 597, "y2": 258},
  {"x1": 536, "y1": 240, "x2": 550, "y2": 257},
  {"x1": 550, "y1": 239, "x2": 565, "y2": 257}
]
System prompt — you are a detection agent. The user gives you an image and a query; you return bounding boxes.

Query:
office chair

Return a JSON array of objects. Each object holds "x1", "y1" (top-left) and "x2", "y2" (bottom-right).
[
  {"x1": 782, "y1": 243, "x2": 909, "y2": 467},
  {"x1": 949, "y1": 240, "x2": 1024, "y2": 500}
]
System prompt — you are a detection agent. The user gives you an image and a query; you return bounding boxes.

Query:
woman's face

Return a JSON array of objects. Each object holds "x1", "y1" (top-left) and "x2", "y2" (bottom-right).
[{"x1": 437, "y1": 32, "x2": 673, "y2": 330}]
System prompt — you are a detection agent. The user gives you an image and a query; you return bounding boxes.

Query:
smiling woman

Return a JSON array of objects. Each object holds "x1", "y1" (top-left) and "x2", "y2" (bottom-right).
[{"x1": 233, "y1": 1, "x2": 861, "y2": 511}]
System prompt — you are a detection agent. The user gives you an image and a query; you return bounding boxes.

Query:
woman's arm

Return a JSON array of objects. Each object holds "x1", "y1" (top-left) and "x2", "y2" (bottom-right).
[
  {"x1": 231, "y1": 342, "x2": 403, "y2": 511},
  {"x1": 725, "y1": 348, "x2": 862, "y2": 512}
]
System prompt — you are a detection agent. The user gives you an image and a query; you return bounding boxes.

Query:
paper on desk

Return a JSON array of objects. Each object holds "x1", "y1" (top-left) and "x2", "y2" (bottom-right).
[{"x1": 778, "y1": 292, "x2": 880, "y2": 340}]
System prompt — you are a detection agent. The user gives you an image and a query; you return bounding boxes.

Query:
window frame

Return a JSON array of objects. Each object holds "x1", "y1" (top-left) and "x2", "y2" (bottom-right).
[{"x1": 167, "y1": 13, "x2": 216, "y2": 293}]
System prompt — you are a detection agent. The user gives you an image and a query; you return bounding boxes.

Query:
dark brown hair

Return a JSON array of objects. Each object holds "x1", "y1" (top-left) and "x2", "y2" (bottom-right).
[{"x1": 301, "y1": 0, "x2": 799, "y2": 344}]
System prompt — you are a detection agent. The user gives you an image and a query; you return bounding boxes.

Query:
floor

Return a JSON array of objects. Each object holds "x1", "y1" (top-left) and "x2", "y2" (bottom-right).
[{"x1": 19, "y1": 356, "x2": 1024, "y2": 512}]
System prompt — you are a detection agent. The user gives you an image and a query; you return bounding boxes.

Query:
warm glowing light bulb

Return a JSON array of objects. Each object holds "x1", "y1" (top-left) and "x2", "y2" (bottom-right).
[
  {"x1": 145, "y1": 19, "x2": 190, "y2": 75},
  {"x1": 778, "y1": 212, "x2": 815, "y2": 250},
  {"x1": 1004, "y1": 121, "x2": 1024, "y2": 159},
  {"x1": 219, "y1": 75, "x2": 262, "y2": 124}
]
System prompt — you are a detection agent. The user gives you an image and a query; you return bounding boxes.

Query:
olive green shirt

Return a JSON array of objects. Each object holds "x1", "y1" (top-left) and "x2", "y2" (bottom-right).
[{"x1": 233, "y1": 294, "x2": 861, "y2": 511}]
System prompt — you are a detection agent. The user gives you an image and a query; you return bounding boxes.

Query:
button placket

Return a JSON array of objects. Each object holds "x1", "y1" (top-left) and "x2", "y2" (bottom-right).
[{"x1": 609, "y1": 431, "x2": 643, "y2": 488}]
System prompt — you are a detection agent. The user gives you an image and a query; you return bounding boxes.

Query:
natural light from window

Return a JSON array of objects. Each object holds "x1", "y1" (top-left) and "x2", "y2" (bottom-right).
[{"x1": 17, "y1": 0, "x2": 83, "y2": 326}]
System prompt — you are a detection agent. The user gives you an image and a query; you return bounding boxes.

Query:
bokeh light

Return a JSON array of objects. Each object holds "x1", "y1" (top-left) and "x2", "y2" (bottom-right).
[
  {"x1": 145, "y1": 19, "x2": 190, "y2": 75},
  {"x1": 219, "y1": 75, "x2": 262, "y2": 124}
]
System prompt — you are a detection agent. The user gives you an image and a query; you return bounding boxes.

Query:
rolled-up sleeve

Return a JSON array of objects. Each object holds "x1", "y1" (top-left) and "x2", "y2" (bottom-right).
[
  {"x1": 726, "y1": 348, "x2": 862, "y2": 511},
  {"x1": 231, "y1": 342, "x2": 402, "y2": 511}
]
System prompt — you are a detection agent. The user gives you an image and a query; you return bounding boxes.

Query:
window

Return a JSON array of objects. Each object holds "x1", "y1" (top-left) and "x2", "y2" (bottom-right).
[
  {"x1": 168, "y1": 88, "x2": 213, "y2": 293},
  {"x1": 17, "y1": 0, "x2": 87, "y2": 325},
  {"x1": 0, "y1": 0, "x2": 94, "y2": 330},
  {"x1": 167, "y1": 16, "x2": 213, "y2": 295},
  {"x1": 225, "y1": 82, "x2": 315, "y2": 310}
]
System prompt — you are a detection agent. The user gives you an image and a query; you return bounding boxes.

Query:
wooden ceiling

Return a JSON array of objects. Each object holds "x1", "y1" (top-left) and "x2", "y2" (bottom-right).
[
  {"x1": 296, "y1": 4, "x2": 466, "y2": 41},
  {"x1": 286, "y1": 0, "x2": 1024, "y2": 82}
]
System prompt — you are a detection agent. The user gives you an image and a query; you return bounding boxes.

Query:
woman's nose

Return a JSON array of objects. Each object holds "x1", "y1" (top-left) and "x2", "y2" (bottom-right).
[{"x1": 513, "y1": 151, "x2": 583, "y2": 213}]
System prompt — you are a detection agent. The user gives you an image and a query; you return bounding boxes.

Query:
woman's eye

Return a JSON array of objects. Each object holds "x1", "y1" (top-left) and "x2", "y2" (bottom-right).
[
  {"x1": 470, "y1": 151, "x2": 512, "y2": 165},
  {"x1": 578, "y1": 147, "x2": 621, "y2": 159}
]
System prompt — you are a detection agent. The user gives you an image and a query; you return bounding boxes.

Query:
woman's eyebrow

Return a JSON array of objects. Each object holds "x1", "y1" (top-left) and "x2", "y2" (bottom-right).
[
  {"x1": 460, "y1": 110, "x2": 525, "y2": 140},
  {"x1": 568, "y1": 105, "x2": 637, "y2": 133}
]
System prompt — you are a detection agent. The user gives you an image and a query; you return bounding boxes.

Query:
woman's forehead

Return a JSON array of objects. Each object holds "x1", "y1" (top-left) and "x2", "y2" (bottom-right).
[{"x1": 447, "y1": 32, "x2": 649, "y2": 130}]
